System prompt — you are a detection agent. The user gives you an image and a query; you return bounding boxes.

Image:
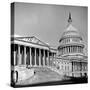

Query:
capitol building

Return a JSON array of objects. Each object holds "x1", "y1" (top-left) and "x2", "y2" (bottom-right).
[
  {"x1": 53, "y1": 13, "x2": 88, "y2": 77},
  {"x1": 11, "y1": 13, "x2": 88, "y2": 85}
]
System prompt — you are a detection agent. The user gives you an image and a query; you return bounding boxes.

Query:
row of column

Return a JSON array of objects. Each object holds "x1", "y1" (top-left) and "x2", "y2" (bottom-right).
[
  {"x1": 72, "y1": 61, "x2": 87, "y2": 76},
  {"x1": 59, "y1": 46, "x2": 83, "y2": 55},
  {"x1": 72, "y1": 62, "x2": 87, "y2": 71},
  {"x1": 12, "y1": 44, "x2": 51, "y2": 67}
]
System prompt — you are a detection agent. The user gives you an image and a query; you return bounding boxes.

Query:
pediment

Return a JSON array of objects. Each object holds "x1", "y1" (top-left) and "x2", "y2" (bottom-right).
[{"x1": 15, "y1": 36, "x2": 49, "y2": 47}]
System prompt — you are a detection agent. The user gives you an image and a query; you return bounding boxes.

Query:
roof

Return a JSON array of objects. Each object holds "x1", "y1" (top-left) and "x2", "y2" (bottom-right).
[
  {"x1": 12, "y1": 36, "x2": 50, "y2": 47},
  {"x1": 11, "y1": 36, "x2": 57, "y2": 51},
  {"x1": 61, "y1": 24, "x2": 81, "y2": 38}
]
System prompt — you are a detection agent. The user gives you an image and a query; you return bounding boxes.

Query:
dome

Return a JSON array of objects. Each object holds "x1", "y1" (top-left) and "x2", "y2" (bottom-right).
[
  {"x1": 58, "y1": 13, "x2": 85, "y2": 58},
  {"x1": 59, "y1": 13, "x2": 82, "y2": 43},
  {"x1": 61, "y1": 24, "x2": 82, "y2": 39}
]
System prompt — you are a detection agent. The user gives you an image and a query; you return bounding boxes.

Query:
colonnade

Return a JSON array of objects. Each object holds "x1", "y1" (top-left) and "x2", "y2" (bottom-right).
[
  {"x1": 59, "y1": 45, "x2": 83, "y2": 55},
  {"x1": 11, "y1": 44, "x2": 56, "y2": 67},
  {"x1": 72, "y1": 61, "x2": 87, "y2": 77}
]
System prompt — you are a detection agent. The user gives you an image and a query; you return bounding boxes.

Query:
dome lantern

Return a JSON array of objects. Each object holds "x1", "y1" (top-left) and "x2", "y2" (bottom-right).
[{"x1": 68, "y1": 12, "x2": 72, "y2": 24}]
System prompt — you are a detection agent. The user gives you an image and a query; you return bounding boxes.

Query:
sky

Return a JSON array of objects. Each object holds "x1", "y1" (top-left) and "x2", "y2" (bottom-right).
[{"x1": 14, "y1": 2, "x2": 88, "y2": 50}]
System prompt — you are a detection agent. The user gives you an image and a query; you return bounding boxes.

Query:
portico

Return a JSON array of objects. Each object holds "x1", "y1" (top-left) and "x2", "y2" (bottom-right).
[{"x1": 11, "y1": 36, "x2": 57, "y2": 68}]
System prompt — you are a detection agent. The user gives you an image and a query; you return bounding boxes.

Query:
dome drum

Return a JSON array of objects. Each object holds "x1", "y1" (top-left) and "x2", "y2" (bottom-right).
[
  {"x1": 58, "y1": 43, "x2": 84, "y2": 48},
  {"x1": 59, "y1": 35, "x2": 82, "y2": 43},
  {"x1": 58, "y1": 44, "x2": 84, "y2": 56}
]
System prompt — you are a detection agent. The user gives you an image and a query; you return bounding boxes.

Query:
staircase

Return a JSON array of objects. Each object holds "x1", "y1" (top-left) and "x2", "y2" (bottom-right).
[
  {"x1": 34, "y1": 67, "x2": 64, "y2": 82},
  {"x1": 16, "y1": 66, "x2": 65, "y2": 85}
]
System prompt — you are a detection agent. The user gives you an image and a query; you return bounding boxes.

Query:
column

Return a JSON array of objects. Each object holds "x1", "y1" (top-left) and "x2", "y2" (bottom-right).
[
  {"x1": 77, "y1": 46, "x2": 78, "y2": 53},
  {"x1": 72, "y1": 46, "x2": 74, "y2": 53},
  {"x1": 75, "y1": 46, "x2": 76, "y2": 52},
  {"x1": 79, "y1": 46, "x2": 80, "y2": 53},
  {"x1": 81, "y1": 47, "x2": 83, "y2": 53},
  {"x1": 80, "y1": 46, "x2": 81, "y2": 53},
  {"x1": 69, "y1": 46, "x2": 70, "y2": 53},
  {"x1": 64, "y1": 47, "x2": 65, "y2": 54},
  {"x1": 68, "y1": 46, "x2": 70, "y2": 53},
  {"x1": 65, "y1": 47, "x2": 67, "y2": 54},
  {"x1": 79, "y1": 46, "x2": 81, "y2": 52},
  {"x1": 24, "y1": 46, "x2": 26, "y2": 65},
  {"x1": 68, "y1": 46, "x2": 69, "y2": 53},
  {"x1": 80, "y1": 46, "x2": 82, "y2": 53},
  {"x1": 35, "y1": 48, "x2": 37, "y2": 66},
  {"x1": 78, "y1": 46, "x2": 79, "y2": 53},
  {"x1": 76, "y1": 46, "x2": 77, "y2": 53},
  {"x1": 71, "y1": 46, "x2": 72, "y2": 53},
  {"x1": 60, "y1": 48, "x2": 61, "y2": 55},
  {"x1": 18, "y1": 45, "x2": 21, "y2": 65},
  {"x1": 55, "y1": 53, "x2": 56, "y2": 60},
  {"x1": 43, "y1": 49, "x2": 45, "y2": 66},
  {"x1": 62, "y1": 48, "x2": 64, "y2": 54},
  {"x1": 47, "y1": 50, "x2": 49, "y2": 66},
  {"x1": 70, "y1": 46, "x2": 72, "y2": 53},
  {"x1": 39, "y1": 49, "x2": 41, "y2": 66},
  {"x1": 63, "y1": 47, "x2": 65, "y2": 54},
  {"x1": 67, "y1": 47, "x2": 68, "y2": 53},
  {"x1": 62, "y1": 48, "x2": 63, "y2": 54},
  {"x1": 30, "y1": 47, "x2": 32, "y2": 66},
  {"x1": 59, "y1": 48, "x2": 60, "y2": 54},
  {"x1": 80, "y1": 62, "x2": 82, "y2": 77},
  {"x1": 73, "y1": 46, "x2": 74, "y2": 53},
  {"x1": 13, "y1": 51, "x2": 16, "y2": 66},
  {"x1": 72, "y1": 62, "x2": 74, "y2": 76},
  {"x1": 67, "y1": 47, "x2": 69, "y2": 53},
  {"x1": 52, "y1": 53, "x2": 53, "y2": 61},
  {"x1": 54, "y1": 53, "x2": 55, "y2": 59},
  {"x1": 61, "y1": 48, "x2": 62, "y2": 54},
  {"x1": 82, "y1": 47, "x2": 83, "y2": 53}
]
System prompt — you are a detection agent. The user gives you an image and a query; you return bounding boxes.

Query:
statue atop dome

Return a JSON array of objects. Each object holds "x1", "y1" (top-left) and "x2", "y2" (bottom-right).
[{"x1": 68, "y1": 12, "x2": 72, "y2": 24}]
